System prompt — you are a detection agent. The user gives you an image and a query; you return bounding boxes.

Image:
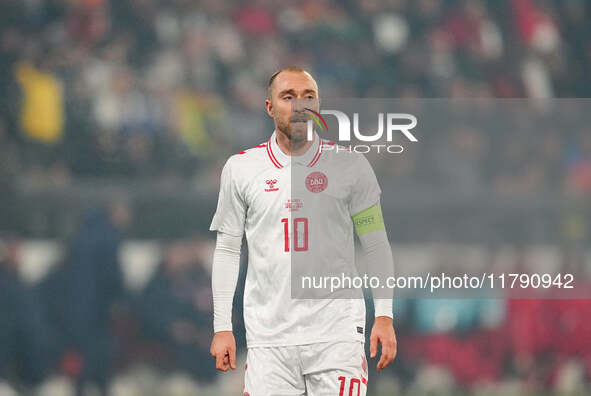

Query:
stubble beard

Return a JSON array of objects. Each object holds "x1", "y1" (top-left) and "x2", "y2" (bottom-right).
[{"x1": 276, "y1": 117, "x2": 308, "y2": 151}]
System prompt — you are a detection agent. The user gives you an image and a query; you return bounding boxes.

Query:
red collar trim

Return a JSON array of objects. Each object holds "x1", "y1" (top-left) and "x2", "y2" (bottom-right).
[{"x1": 266, "y1": 137, "x2": 283, "y2": 168}]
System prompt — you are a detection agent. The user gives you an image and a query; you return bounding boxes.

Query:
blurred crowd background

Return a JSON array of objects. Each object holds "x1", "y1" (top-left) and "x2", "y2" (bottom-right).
[{"x1": 1, "y1": 0, "x2": 591, "y2": 395}]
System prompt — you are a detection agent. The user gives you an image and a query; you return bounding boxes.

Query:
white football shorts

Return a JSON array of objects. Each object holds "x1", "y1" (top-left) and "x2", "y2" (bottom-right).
[{"x1": 243, "y1": 341, "x2": 368, "y2": 396}]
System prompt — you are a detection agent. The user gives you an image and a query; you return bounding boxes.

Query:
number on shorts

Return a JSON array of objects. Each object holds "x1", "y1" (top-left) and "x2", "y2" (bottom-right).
[{"x1": 338, "y1": 376, "x2": 360, "y2": 396}]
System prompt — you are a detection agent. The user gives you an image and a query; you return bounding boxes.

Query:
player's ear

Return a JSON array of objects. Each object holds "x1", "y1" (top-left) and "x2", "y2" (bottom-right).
[{"x1": 265, "y1": 98, "x2": 274, "y2": 118}]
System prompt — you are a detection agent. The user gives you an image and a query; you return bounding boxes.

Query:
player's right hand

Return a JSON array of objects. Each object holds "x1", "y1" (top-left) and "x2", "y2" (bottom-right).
[{"x1": 210, "y1": 331, "x2": 237, "y2": 371}]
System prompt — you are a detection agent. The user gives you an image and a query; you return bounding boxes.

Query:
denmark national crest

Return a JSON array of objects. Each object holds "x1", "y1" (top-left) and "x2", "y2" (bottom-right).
[{"x1": 305, "y1": 171, "x2": 328, "y2": 193}]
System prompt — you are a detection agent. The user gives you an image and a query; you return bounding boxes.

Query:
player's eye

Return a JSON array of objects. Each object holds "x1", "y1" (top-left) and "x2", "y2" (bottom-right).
[{"x1": 283, "y1": 96, "x2": 292, "y2": 100}]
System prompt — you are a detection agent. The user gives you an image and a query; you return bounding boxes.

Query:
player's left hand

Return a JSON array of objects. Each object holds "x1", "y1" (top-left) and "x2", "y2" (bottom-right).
[{"x1": 370, "y1": 316, "x2": 397, "y2": 371}]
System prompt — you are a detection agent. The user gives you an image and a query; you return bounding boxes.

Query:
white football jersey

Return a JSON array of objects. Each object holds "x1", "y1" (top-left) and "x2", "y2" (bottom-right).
[{"x1": 210, "y1": 129, "x2": 382, "y2": 347}]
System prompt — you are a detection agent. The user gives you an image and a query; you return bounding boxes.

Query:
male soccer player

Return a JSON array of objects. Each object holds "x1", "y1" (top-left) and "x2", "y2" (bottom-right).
[{"x1": 209, "y1": 66, "x2": 396, "y2": 395}]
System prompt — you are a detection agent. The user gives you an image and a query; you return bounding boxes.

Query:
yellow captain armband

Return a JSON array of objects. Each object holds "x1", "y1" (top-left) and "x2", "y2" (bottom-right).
[{"x1": 352, "y1": 204, "x2": 385, "y2": 236}]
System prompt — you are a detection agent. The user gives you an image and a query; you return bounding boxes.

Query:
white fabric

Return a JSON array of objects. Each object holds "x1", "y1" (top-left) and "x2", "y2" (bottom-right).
[
  {"x1": 269, "y1": 128, "x2": 322, "y2": 166},
  {"x1": 210, "y1": 129, "x2": 382, "y2": 347},
  {"x1": 358, "y1": 225, "x2": 394, "y2": 318},
  {"x1": 212, "y1": 231, "x2": 242, "y2": 332},
  {"x1": 244, "y1": 341, "x2": 368, "y2": 396}
]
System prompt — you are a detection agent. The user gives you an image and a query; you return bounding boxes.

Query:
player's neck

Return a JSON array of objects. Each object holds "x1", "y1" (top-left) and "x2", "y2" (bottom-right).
[{"x1": 275, "y1": 130, "x2": 314, "y2": 156}]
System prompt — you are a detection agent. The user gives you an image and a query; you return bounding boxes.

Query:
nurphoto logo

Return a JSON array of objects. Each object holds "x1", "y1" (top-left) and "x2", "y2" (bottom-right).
[{"x1": 304, "y1": 107, "x2": 418, "y2": 154}]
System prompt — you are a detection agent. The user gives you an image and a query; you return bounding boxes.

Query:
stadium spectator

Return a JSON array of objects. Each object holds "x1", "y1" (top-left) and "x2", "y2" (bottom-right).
[
  {"x1": 57, "y1": 202, "x2": 130, "y2": 395},
  {"x1": 136, "y1": 239, "x2": 216, "y2": 383}
]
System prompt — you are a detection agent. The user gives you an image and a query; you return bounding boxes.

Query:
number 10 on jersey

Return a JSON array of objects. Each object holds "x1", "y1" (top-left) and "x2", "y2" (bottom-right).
[{"x1": 281, "y1": 217, "x2": 309, "y2": 252}]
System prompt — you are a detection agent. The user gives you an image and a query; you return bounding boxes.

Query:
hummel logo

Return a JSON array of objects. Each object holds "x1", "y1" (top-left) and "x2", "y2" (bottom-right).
[{"x1": 265, "y1": 179, "x2": 279, "y2": 192}]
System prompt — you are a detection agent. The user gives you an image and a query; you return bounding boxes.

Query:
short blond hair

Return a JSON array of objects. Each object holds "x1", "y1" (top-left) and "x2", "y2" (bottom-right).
[{"x1": 267, "y1": 66, "x2": 313, "y2": 98}]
